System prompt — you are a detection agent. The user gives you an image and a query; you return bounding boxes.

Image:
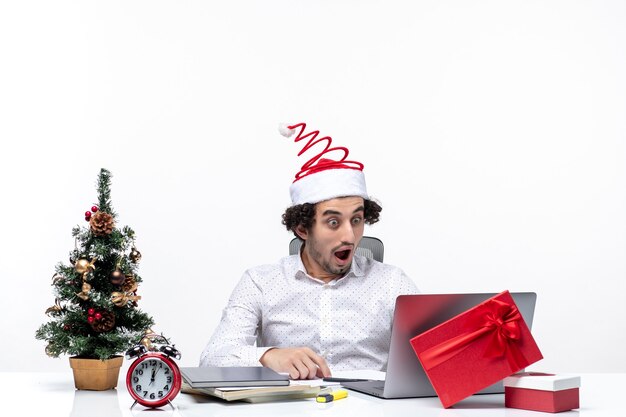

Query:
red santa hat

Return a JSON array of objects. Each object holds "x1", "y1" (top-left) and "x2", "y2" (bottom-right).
[{"x1": 279, "y1": 122, "x2": 368, "y2": 205}]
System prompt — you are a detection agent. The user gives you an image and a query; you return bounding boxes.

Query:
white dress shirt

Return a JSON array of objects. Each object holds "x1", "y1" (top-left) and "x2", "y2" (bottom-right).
[{"x1": 199, "y1": 254, "x2": 419, "y2": 371}]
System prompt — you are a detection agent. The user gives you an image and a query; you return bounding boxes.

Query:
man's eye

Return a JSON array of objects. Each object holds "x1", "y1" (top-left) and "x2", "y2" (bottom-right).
[
  {"x1": 328, "y1": 219, "x2": 339, "y2": 227},
  {"x1": 352, "y1": 217, "x2": 362, "y2": 225}
]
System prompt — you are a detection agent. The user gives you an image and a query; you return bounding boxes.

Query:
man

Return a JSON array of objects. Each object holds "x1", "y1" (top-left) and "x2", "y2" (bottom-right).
[{"x1": 199, "y1": 122, "x2": 418, "y2": 379}]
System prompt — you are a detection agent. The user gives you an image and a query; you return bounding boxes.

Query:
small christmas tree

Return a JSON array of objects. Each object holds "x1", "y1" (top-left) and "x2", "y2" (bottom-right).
[{"x1": 36, "y1": 168, "x2": 154, "y2": 360}]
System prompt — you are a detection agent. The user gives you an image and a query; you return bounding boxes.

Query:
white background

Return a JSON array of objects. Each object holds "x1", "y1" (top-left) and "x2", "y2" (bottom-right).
[{"x1": 1, "y1": 1, "x2": 624, "y2": 373}]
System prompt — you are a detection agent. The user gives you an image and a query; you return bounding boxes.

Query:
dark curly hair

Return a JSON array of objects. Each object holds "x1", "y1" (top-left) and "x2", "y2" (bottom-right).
[{"x1": 282, "y1": 198, "x2": 382, "y2": 239}]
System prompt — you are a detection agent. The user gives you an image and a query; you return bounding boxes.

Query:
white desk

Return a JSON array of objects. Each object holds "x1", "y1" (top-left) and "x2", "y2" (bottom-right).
[{"x1": 4, "y1": 372, "x2": 623, "y2": 417}]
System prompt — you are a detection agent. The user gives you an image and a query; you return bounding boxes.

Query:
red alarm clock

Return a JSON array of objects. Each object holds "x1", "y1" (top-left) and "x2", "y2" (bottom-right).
[{"x1": 126, "y1": 343, "x2": 182, "y2": 409}]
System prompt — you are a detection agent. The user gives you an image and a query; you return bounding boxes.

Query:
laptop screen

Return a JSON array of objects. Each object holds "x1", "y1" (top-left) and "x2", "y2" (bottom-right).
[{"x1": 383, "y1": 292, "x2": 537, "y2": 398}]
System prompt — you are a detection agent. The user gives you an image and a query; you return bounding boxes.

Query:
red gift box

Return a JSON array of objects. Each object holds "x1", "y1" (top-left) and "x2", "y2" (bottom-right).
[
  {"x1": 504, "y1": 372, "x2": 580, "y2": 413},
  {"x1": 409, "y1": 290, "x2": 543, "y2": 408}
]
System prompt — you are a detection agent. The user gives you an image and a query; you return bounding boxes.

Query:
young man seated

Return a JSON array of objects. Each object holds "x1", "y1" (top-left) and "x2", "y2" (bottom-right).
[{"x1": 200, "y1": 122, "x2": 418, "y2": 379}]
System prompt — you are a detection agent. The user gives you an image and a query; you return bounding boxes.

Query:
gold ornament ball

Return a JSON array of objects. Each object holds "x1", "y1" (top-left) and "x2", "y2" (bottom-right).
[
  {"x1": 130, "y1": 248, "x2": 142, "y2": 263},
  {"x1": 111, "y1": 292, "x2": 126, "y2": 307},
  {"x1": 74, "y1": 259, "x2": 91, "y2": 274},
  {"x1": 45, "y1": 344, "x2": 55, "y2": 357},
  {"x1": 141, "y1": 337, "x2": 153, "y2": 351},
  {"x1": 110, "y1": 270, "x2": 125, "y2": 285}
]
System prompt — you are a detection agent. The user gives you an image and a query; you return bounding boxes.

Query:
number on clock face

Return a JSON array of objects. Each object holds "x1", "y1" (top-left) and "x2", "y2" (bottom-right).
[{"x1": 131, "y1": 358, "x2": 174, "y2": 401}]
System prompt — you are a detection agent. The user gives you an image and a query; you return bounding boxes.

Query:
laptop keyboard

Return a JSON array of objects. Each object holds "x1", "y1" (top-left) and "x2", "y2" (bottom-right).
[{"x1": 372, "y1": 381, "x2": 385, "y2": 390}]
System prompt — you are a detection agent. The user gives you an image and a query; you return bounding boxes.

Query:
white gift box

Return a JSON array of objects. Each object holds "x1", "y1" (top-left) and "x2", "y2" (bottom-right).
[{"x1": 503, "y1": 372, "x2": 581, "y2": 413}]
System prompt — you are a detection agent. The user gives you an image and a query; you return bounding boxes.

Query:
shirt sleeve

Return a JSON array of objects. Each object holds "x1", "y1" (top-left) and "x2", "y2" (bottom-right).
[{"x1": 199, "y1": 270, "x2": 273, "y2": 367}]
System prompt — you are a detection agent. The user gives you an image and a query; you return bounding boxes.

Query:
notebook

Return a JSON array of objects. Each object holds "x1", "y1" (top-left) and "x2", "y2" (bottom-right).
[
  {"x1": 180, "y1": 366, "x2": 290, "y2": 388},
  {"x1": 341, "y1": 292, "x2": 538, "y2": 399}
]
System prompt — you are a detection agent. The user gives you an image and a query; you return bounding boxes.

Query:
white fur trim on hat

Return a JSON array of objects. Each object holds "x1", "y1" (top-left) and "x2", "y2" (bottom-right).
[{"x1": 289, "y1": 168, "x2": 368, "y2": 205}]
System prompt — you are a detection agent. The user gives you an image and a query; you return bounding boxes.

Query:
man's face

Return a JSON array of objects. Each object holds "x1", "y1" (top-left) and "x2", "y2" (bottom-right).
[{"x1": 298, "y1": 196, "x2": 366, "y2": 281}]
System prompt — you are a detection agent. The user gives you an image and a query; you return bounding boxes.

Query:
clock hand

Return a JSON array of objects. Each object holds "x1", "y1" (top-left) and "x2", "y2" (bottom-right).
[{"x1": 149, "y1": 367, "x2": 162, "y2": 386}]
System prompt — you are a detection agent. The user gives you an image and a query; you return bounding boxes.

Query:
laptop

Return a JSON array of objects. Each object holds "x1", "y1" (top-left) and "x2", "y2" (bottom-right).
[
  {"x1": 179, "y1": 366, "x2": 289, "y2": 388},
  {"x1": 342, "y1": 292, "x2": 538, "y2": 399}
]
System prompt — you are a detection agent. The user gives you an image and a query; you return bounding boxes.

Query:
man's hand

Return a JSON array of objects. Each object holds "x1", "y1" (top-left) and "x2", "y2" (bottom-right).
[{"x1": 260, "y1": 347, "x2": 332, "y2": 380}]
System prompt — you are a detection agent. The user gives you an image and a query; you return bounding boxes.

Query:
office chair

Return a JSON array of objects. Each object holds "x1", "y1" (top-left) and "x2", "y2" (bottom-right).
[{"x1": 288, "y1": 236, "x2": 384, "y2": 262}]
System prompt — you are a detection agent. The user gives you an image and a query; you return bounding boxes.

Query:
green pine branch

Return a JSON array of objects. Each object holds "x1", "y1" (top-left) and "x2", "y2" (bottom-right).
[{"x1": 96, "y1": 168, "x2": 116, "y2": 217}]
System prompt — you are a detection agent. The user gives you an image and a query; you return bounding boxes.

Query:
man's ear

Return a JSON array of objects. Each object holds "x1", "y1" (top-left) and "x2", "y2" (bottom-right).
[{"x1": 295, "y1": 225, "x2": 308, "y2": 241}]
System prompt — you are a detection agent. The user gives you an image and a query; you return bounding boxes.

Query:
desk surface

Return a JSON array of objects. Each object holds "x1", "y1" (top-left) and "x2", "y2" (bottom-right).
[{"x1": 3, "y1": 371, "x2": 623, "y2": 417}]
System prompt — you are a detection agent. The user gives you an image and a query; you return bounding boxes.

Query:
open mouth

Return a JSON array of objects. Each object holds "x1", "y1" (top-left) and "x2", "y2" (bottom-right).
[{"x1": 334, "y1": 249, "x2": 352, "y2": 261}]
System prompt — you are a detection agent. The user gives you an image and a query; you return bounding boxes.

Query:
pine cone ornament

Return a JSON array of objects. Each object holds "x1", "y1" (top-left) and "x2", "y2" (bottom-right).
[
  {"x1": 90, "y1": 310, "x2": 115, "y2": 333},
  {"x1": 89, "y1": 212, "x2": 115, "y2": 236},
  {"x1": 122, "y1": 275, "x2": 137, "y2": 293},
  {"x1": 119, "y1": 275, "x2": 141, "y2": 307}
]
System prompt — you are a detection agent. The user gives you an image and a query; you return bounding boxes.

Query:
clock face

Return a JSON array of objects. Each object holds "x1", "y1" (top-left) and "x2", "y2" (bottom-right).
[{"x1": 126, "y1": 353, "x2": 181, "y2": 407}]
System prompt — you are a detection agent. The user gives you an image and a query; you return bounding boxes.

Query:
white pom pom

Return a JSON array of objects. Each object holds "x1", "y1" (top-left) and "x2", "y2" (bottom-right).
[{"x1": 278, "y1": 123, "x2": 295, "y2": 138}]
